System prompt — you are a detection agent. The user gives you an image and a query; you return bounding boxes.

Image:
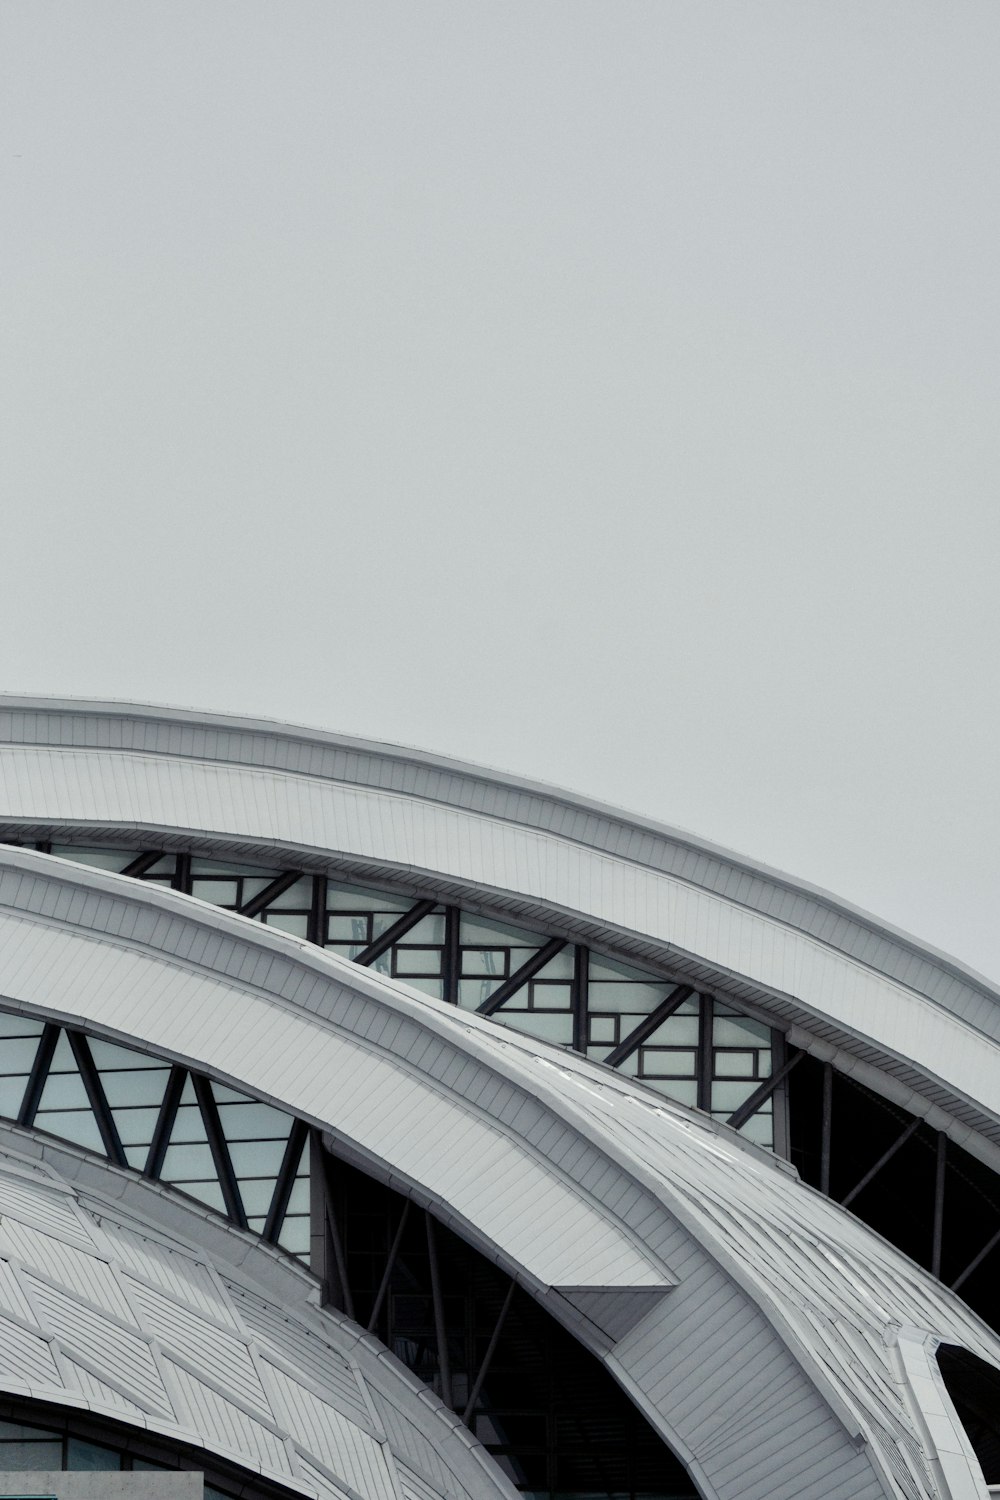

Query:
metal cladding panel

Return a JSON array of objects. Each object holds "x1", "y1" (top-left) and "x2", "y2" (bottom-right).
[
  {"x1": 0, "y1": 1219, "x2": 136, "y2": 1324},
  {"x1": 264, "y1": 1362, "x2": 397, "y2": 1500},
  {"x1": 296, "y1": 1455, "x2": 352, "y2": 1500},
  {"x1": 24, "y1": 1274, "x2": 174, "y2": 1414},
  {"x1": 0, "y1": 1150, "x2": 515, "y2": 1500},
  {"x1": 0, "y1": 908, "x2": 668, "y2": 1292},
  {"x1": 227, "y1": 1286, "x2": 373, "y2": 1432},
  {"x1": 397, "y1": 1465, "x2": 445, "y2": 1500},
  {"x1": 163, "y1": 1357, "x2": 293, "y2": 1478},
  {"x1": 62, "y1": 1353, "x2": 150, "y2": 1416},
  {"x1": 125, "y1": 1278, "x2": 271, "y2": 1415},
  {"x1": 366, "y1": 1391, "x2": 458, "y2": 1500},
  {"x1": 97, "y1": 1220, "x2": 244, "y2": 1333},
  {"x1": 1, "y1": 741, "x2": 1000, "y2": 1134},
  {"x1": 0, "y1": 1311, "x2": 62, "y2": 1385}
]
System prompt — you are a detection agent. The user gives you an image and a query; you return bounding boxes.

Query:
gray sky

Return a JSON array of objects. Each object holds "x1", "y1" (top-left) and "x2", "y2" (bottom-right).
[{"x1": 2, "y1": 3, "x2": 999, "y2": 979}]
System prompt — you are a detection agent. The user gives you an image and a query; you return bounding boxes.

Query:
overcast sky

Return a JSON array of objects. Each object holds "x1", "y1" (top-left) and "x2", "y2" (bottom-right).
[{"x1": 2, "y1": 4, "x2": 999, "y2": 980}]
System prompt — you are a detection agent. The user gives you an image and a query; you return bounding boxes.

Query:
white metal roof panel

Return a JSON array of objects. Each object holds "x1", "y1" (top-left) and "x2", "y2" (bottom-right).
[{"x1": 0, "y1": 1147, "x2": 518, "y2": 1500}]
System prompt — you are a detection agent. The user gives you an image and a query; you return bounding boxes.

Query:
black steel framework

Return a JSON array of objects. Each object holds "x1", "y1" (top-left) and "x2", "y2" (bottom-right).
[{"x1": 7, "y1": 836, "x2": 1000, "y2": 1344}]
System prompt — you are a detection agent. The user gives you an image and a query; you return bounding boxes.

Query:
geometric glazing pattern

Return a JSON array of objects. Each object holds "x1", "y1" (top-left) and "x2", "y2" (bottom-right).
[
  {"x1": 26, "y1": 843, "x2": 780, "y2": 1148},
  {"x1": 0, "y1": 1011, "x2": 307, "y2": 1260}
]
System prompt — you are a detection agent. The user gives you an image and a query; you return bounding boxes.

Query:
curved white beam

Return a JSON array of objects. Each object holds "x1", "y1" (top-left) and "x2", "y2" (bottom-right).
[
  {"x1": 0, "y1": 734, "x2": 999, "y2": 1142},
  {"x1": 0, "y1": 848, "x2": 996, "y2": 1500}
]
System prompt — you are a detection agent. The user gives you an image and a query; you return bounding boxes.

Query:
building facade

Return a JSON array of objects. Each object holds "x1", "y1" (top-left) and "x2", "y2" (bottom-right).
[{"x1": 0, "y1": 697, "x2": 997, "y2": 1498}]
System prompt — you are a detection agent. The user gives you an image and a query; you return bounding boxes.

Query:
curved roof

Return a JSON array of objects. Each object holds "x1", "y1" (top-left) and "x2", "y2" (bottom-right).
[
  {"x1": 0, "y1": 1133, "x2": 515, "y2": 1500},
  {"x1": 0, "y1": 844, "x2": 996, "y2": 1500},
  {"x1": 0, "y1": 696, "x2": 999, "y2": 1157}
]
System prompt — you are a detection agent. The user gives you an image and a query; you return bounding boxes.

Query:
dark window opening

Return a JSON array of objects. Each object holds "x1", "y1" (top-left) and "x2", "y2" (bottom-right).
[{"x1": 937, "y1": 1345, "x2": 1000, "y2": 1485}]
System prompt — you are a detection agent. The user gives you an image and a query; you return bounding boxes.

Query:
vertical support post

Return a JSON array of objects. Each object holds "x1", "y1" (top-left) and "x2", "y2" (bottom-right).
[
  {"x1": 425, "y1": 1211, "x2": 452, "y2": 1409},
  {"x1": 572, "y1": 945, "x2": 589, "y2": 1054},
  {"x1": 175, "y1": 852, "x2": 192, "y2": 895},
  {"x1": 769, "y1": 1030, "x2": 791, "y2": 1160},
  {"x1": 697, "y1": 995, "x2": 714, "y2": 1113},
  {"x1": 820, "y1": 1062, "x2": 833, "y2": 1196},
  {"x1": 310, "y1": 1133, "x2": 355, "y2": 1320},
  {"x1": 308, "y1": 874, "x2": 327, "y2": 948},
  {"x1": 367, "y1": 1200, "x2": 410, "y2": 1333},
  {"x1": 442, "y1": 906, "x2": 461, "y2": 1006},
  {"x1": 932, "y1": 1132, "x2": 947, "y2": 1279}
]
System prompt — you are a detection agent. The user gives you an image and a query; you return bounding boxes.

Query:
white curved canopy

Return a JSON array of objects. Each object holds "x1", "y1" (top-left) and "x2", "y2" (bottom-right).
[
  {"x1": 0, "y1": 844, "x2": 995, "y2": 1500},
  {"x1": 0, "y1": 697, "x2": 998, "y2": 1153}
]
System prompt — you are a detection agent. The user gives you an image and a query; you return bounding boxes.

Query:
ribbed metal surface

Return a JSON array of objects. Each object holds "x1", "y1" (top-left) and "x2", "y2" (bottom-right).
[
  {"x1": 0, "y1": 1150, "x2": 516, "y2": 1500},
  {"x1": 0, "y1": 824, "x2": 997, "y2": 1493},
  {"x1": 0, "y1": 735, "x2": 998, "y2": 1149}
]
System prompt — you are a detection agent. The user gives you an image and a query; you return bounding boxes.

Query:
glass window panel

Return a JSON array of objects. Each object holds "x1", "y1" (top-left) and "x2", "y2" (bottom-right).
[
  {"x1": 227, "y1": 1139, "x2": 289, "y2": 1177},
  {"x1": 0, "y1": 1438, "x2": 62, "y2": 1468},
  {"x1": 402, "y1": 914, "x2": 446, "y2": 944},
  {"x1": 216, "y1": 1101, "x2": 291, "y2": 1139},
  {"x1": 0, "y1": 1076, "x2": 27, "y2": 1118},
  {"x1": 174, "y1": 1179, "x2": 227, "y2": 1213},
  {"x1": 68, "y1": 1435, "x2": 121, "y2": 1470},
  {"x1": 50, "y1": 845, "x2": 135, "y2": 871},
  {"x1": 276, "y1": 1215, "x2": 310, "y2": 1256},
  {"x1": 459, "y1": 915, "x2": 544, "y2": 948},
  {"x1": 587, "y1": 1045, "x2": 614, "y2": 1063},
  {"x1": 532, "y1": 949, "x2": 575, "y2": 979},
  {"x1": 645, "y1": 1012, "x2": 701, "y2": 1046},
  {"x1": 588, "y1": 1016, "x2": 617, "y2": 1044},
  {"x1": 327, "y1": 915, "x2": 370, "y2": 942},
  {"x1": 738, "y1": 1112, "x2": 774, "y2": 1148},
  {"x1": 112, "y1": 1106, "x2": 164, "y2": 1145},
  {"x1": 88, "y1": 1038, "x2": 160, "y2": 1070},
  {"x1": 496, "y1": 1012, "x2": 572, "y2": 1044},
  {"x1": 170, "y1": 1102, "x2": 207, "y2": 1143},
  {"x1": 132, "y1": 1457, "x2": 169, "y2": 1471},
  {"x1": 191, "y1": 879, "x2": 239, "y2": 905},
  {"x1": 124, "y1": 1144, "x2": 151, "y2": 1170},
  {"x1": 160, "y1": 1142, "x2": 217, "y2": 1178},
  {"x1": 713, "y1": 1050, "x2": 757, "y2": 1078},
  {"x1": 262, "y1": 877, "x2": 313, "y2": 909},
  {"x1": 326, "y1": 883, "x2": 412, "y2": 913},
  {"x1": 646, "y1": 1078, "x2": 699, "y2": 1108},
  {"x1": 713, "y1": 1014, "x2": 771, "y2": 1047},
  {"x1": 400, "y1": 977, "x2": 444, "y2": 999},
  {"x1": 284, "y1": 1176, "x2": 309, "y2": 1214},
  {"x1": 639, "y1": 1048, "x2": 698, "y2": 1078},
  {"x1": 34, "y1": 1109, "x2": 105, "y2": 1153},
  {"x1": 710, "y1": 1081, "x2": 762, "y2": 1112},
  {"x1": 100, "y1": 1069, "x2": 171, "y2": 1107},
  {"x1": 190, "y1": 859, "x2": 278, "y2": 877},
  {"x1": 458, "y1": 979, "x2": 503, "y2": 1010},
  {"x1": 36, "y1": 1071, "x2": 91, "y2": 1109},
  {"x1": 238, "y1": 1179, "x2": 277, "y2": 1216},
  {"x1": 587, "y1": 981, "x2": 671, "y2": 1013},
  {"x1": 394, "y1": 948, "x2": 443, "y2": 976},
  {"x1": 326, "y1": 942, "x2": 366, "y2": 960},
  {"x1": 461, "y1": 949, "x2": 507, "y2": 977},
  {"x1": 588, "y1": 953, "x2": 664, "y2": 984},
  {"x1": 0, "y1": 1036, "x2": 44, "y2": 1073},
  {"x1": 0, "y1": 1419, "x2": 54, "y2": 1439},
  {"x1": 527, "y1": 981, "x2": 572, "y2": 1009},
  {"x1": 0, "y1": 1013, "x2": 45, "y2": 1039},
  {"x1": 212, "y1": 1083, "x2": 254, "y2": 1104},
  {"x1": 143, "y1": 857, "x2": 176, "y2": 876},
  {"x1": 262, "y1": 912, "x2": 309, "y2": 938}
]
